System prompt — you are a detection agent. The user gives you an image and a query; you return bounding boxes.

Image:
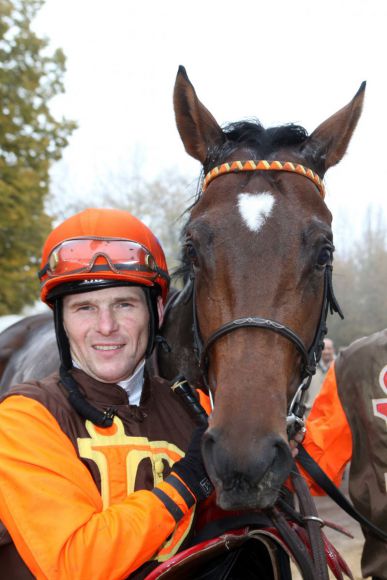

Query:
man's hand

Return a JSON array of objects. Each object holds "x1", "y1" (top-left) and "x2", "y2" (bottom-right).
[
  {"x1": 172, "y1": 424, "x2": 214, "y2": 502},
  {"x1": 289, "y1": 428, "x2": 306, "y2": 459}
]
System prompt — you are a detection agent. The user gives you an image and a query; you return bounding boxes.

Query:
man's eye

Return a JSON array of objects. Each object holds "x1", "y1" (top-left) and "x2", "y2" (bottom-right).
[{"x1": 76, "y1": 305, "x2": 93, "y2": 311}]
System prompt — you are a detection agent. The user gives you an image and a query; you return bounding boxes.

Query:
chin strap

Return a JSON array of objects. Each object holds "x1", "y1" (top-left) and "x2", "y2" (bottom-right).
[
  {"x1": 59, "y1": 365, "x2": 116, "y2": 427},
  {"x1": 53, "y1": 299, "x2": 73, "y2": 370}
]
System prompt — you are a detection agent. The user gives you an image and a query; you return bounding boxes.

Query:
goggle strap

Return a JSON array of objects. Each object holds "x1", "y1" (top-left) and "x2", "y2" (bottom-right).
[
  {"x1": 39, "y1": 261, "x2": 169, "y2": 284},
  {"x1": 38, "y1": 263, "x2": 49, "y2": 280}
]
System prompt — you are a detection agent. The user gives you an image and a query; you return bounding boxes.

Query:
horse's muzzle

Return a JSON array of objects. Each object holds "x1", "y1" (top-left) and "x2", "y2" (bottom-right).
[{"x1": 202, "y1": 428, "x2": 293, "y2": 510}]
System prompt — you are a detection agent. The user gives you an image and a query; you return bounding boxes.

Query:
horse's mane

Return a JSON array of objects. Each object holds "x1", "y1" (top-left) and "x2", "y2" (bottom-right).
[{"x1": 173, "y1": 120, "x2": 310, "y2": 284}]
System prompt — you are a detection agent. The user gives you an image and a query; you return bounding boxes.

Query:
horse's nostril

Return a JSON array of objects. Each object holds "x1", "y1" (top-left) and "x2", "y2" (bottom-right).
[
  {"x1": 203, "y1": 431, "x2": 293, "y2": 487},
  {"x1": 275, "y1": 438, "x2": 292, "y2": 459},
  {"x1": 201, "y1": 428, "x2": 221, "y2": 473},
  {"x1": 271, "y1": 437, "x2": 293, "y2": 478}
]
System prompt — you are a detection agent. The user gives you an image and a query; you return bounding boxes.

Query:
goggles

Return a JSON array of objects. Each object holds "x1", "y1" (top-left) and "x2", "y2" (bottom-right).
[{"x1": 39, "y1": 237, "x2": 168, "y2": 282}]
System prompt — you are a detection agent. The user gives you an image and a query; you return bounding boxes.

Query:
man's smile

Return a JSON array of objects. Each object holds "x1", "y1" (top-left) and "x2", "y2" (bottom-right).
[{"x1": 93, "y1": 344, "x2": 125, "y2": 351}]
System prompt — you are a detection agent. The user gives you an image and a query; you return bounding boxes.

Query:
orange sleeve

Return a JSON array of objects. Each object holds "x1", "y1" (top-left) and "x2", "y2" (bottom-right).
[
  {"x1": 299, "y1": 363, "x2": 352, "y2": 495},
  {"x1": 197, "y1": 389, "x2": 211, "y2": 416},
  {"x1": 0, "y1": 395, "x2": 194, "y2": 580}
]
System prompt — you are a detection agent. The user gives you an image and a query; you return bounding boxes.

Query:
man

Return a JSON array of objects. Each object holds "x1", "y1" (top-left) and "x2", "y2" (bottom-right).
[
  {"x1": 303, "y1": 330, "x2": 387, "y2": 580},
  {"x1": 305, "y1": 337, "x2": 335, "y2": 416},
  {"x1": 0, "y1": 208, "x2": 213, "y2": 579}
]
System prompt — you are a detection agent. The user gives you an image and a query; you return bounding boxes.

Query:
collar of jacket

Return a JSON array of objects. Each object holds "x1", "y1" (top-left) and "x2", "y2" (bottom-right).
[{"x1": 68, "y1": 367, "x2": 152, "y2": 420}]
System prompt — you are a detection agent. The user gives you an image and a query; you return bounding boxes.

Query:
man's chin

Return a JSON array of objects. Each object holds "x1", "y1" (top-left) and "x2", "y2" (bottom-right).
[{"x1": 82, "y1": 363, "x2": 130, "y2": 384}]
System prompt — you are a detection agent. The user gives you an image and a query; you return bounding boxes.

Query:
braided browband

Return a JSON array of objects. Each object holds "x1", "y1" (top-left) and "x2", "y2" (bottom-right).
[{"x1": 203, "y1": 160, "x2": 325, "y2": 199}]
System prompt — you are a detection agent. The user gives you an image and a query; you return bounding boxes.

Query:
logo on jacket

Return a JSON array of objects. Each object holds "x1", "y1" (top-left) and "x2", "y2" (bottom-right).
[
  {"x1": 372, "y1": 365, "x2": 387, "y2": 426},
  {"x1": 372, "y1": 365, "x2": 387, "y2": 493},
  {"x1": 77, "y1": 416, "x2": 195, "y2": 561}
]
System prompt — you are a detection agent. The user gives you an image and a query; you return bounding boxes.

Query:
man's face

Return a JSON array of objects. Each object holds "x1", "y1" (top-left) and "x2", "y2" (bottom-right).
[
  {"x1": 321, "y1": 339, "x2": 335, "y2": 365},
  {"x1": 63, "y1": 286, "x2": 160, "y2": 383}
]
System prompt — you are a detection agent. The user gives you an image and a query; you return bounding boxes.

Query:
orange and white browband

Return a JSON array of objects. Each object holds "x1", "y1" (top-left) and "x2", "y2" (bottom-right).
[{"x1": 202, "y1": 160, "x2": 325, "y2": 199}]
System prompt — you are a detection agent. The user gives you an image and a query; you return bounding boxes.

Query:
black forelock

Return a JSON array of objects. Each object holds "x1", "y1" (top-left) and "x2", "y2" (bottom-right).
[
  {"x1": 177, "y1": 120, "x2": 312, "y2": 283},
  {"x1": 203, "y1": 120, "x2": 309, "y2": 174}
]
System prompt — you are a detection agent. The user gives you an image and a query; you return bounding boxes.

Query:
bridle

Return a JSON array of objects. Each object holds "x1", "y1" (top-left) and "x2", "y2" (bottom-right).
[
  {"x1": 190, "y1": 160, "x2": 342, "y2": 432},
  {"x1": 202, "y1": 159, "x2": 326, "y2": 197}
]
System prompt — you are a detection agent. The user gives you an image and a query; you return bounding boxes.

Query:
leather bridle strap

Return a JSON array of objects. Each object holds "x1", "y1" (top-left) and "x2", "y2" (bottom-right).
[
  {"x1": 203, "y1": 160, "x2": 326, "y2": 198},
  {"x1": 195, "y1": 265, "x2": 342, "y2": 385},
  {"x1": 200, "y1": 317, "x2": 310, "y2": 373},
  {"x1": 297, "y1": 445, "x2": 387, "y2": 542},
  {"x1": 191, "y1": 263, "x2": 343, "y2": 433}
]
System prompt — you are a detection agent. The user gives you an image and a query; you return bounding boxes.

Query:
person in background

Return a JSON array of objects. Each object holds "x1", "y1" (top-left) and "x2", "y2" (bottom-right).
[
  {"x1": 302, "y1": 330, "x2": 387, "y2": 580},
  {"x1": 305, "y1": 337, "x2": 336, "y2": 417},
  {"x1": 0, "y1": 208, "x2": 213, "y2": 580}
]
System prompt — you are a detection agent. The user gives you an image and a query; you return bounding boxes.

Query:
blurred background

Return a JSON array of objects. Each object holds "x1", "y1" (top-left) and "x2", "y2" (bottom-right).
[{"x1": 1, "y1": 0, "x2": 386, "y2": 347}]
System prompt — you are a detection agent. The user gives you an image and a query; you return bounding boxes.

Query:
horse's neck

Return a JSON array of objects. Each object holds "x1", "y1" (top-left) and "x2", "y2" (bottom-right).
[{"x1": 154, "y1": 286, "x2": 204, "y2": 389}]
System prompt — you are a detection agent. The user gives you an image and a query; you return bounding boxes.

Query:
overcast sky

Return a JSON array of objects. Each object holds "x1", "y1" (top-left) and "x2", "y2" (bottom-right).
[{"x1": 33, "y1": 0, "x2": 387, "y2": 250}]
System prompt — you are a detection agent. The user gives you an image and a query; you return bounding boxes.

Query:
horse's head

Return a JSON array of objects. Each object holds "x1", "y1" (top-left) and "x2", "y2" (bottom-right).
[{"x1": 173, "y1": 66, "x2": 365, "y2": 510}]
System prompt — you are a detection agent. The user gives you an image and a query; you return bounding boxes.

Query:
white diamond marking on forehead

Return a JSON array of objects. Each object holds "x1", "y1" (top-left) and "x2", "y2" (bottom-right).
[{"x1": 237, "y1": 192, "x2": 275, "y2": 233}]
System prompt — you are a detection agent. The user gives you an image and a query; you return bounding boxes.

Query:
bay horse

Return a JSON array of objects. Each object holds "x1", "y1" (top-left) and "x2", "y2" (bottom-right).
[
  {"x1": 0, "y1": 68, "x2": 364, "y2": 515},
  {"x1": 163, "y1": 67, "x2": 365, "y2": 513},
  {"x1": 0, "y1": 312, "x2": 55, "y2": 387}
]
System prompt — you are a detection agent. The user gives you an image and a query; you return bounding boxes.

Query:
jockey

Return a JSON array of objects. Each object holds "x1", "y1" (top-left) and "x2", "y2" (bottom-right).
[
  {"x1": 0, "y1": 208, "x2": 213, "y2": 580},
  {"x1": 302, "y1": 332, "x2": 387, "y2": 580}
]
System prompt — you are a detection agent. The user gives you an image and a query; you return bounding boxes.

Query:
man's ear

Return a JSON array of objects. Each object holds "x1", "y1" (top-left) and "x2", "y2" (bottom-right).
[{"x1": 157, "y1": 295, "x2": 164, "y2": 328}]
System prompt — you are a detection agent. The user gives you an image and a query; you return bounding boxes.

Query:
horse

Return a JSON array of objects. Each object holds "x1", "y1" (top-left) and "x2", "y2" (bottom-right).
[
  {"x1": 0, "y1": 312, "x2": 55, "y2": 387},
  {"x1": 147, "y1": 67, "x2": 366, "y2": 579},
  {"x1": 163, "y1": 66, "x2": 365, "y2": 513},
  {"x1": 0, "y1": 66, "x2": 365, "y2": 578}
]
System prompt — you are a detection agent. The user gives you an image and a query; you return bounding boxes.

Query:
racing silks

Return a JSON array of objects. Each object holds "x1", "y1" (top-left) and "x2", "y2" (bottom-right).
[{"x1": 0, "y1": 369, "x2": 201, "y2": 579}]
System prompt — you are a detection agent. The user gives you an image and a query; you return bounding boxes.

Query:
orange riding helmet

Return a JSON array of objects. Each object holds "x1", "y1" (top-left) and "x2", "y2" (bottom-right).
[{"x1": 39, "y1": 208, "x2": 170, "y2": 305}]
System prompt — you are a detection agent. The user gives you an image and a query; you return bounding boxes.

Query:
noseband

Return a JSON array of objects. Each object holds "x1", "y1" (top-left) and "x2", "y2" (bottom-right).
[{"x1": 191, "y1": 160, "x2": 342, "y2": 430}]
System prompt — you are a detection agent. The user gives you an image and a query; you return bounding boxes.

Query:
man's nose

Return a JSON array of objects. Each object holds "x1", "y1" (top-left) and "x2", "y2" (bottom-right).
[{"x1": 97, "y1": 309, "x2": 118, "y2": 334}]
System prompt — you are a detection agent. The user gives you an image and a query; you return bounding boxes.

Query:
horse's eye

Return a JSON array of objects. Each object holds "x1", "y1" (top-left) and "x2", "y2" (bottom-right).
[
  {"x1": 316, "y1": 246, "x2": 332, "y2": 267},
  {"x1": 185, "y1": 242, "x2": 199, "y2": 267}
]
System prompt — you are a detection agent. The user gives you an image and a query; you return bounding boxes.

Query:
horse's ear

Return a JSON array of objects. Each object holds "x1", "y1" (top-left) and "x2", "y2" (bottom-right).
[
  {"x1": 304, "y1": 81, "x2": 366, "y2": 174},
  {"x1": 174, "y1": 66, "x2": 225, "y2": 164}
]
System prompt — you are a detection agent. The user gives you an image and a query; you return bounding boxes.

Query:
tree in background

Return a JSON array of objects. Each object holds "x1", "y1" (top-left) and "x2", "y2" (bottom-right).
[
  {"x1": 0, "y1": 0, "x2": 76, "y2": 314},
  {"x1": 97, "y1": 170, "x2": 195, "y2": 274},
  {"x1": 328, "y1": 207, "x2": 387, "y2": 349},
  {"x1": 47, "y1": 163, "x2": 196, "y2": 275}
]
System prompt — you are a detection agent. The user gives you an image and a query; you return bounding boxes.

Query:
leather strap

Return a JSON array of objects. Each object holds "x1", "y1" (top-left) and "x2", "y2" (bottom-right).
[{"x1": 297, "y1": 445, "x2": 387, "y2": 542}]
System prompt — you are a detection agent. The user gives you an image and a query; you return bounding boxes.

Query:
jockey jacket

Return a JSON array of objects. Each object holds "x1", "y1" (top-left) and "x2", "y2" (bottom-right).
[
  {"x1": 302, "y1": 329, "x2": 387, "y2": 580},
  {"x1": 0, "y1": 368, "x2": 209, "y2": 580}
]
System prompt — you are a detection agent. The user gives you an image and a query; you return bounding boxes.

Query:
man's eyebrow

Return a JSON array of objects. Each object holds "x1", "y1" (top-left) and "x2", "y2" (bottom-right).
[
  {"x1": 67, "y1": 293, "x2": 143, "y2": 308},
  {"x1": 67, "y1": 298, "x2": 94, "y2": 308},
  {"x1": 113, "y1": 295, "x2": 142, "y2": 304}
]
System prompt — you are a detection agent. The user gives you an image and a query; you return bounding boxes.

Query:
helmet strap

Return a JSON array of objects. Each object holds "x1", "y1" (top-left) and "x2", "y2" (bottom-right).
[
  {"x1": 53, "y1": 298, "x2": 73, "y2": 370},
  {"x1": 144, "y1": 286, "x2": 160, "y2": 358},
  {"x1": 59, "y1": 365, "x2": 115, "y2": 427}
]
